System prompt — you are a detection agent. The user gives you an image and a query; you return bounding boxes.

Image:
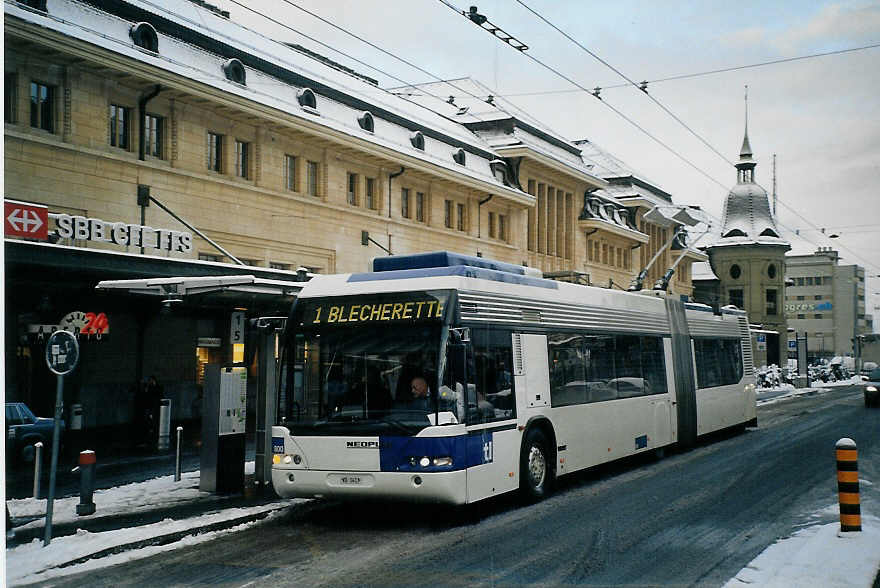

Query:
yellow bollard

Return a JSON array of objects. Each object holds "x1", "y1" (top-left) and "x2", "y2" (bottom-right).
[{"x1": 836, "y1": 438, "x2": 861, "y2": 532}]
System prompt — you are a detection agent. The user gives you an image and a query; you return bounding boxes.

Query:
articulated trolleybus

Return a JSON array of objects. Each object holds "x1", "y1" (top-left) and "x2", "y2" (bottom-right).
[{"x1": 271, "y1": 252, "x2": 756, "y2": 504}]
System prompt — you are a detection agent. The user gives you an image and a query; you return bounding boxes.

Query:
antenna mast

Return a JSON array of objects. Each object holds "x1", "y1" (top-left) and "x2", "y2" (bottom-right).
[{"x1": 772, "y1": 153, "x2": 777, "y2": 216}]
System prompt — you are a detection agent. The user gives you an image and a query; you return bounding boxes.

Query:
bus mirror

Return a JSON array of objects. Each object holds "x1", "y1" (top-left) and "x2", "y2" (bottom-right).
[{"x1": 449, "y1": 342, "x2": 468, "y2": 384}]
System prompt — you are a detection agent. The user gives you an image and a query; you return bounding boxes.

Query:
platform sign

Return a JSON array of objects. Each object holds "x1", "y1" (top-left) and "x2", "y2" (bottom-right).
[
  {"x1": 44, "y1": 330, "x2": 79, "y2": 375},
  {"x1": 4, "y1": 201, "x2": 48, "y2": 240},
  {"x1": 43, "y1": 330, "x2": 80, "y2": 546}
]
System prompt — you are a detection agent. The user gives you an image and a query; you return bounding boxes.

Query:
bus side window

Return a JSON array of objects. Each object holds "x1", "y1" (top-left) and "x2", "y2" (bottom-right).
[{"x1": 469, "y1": 328, "x2": 516, "y2": 423}]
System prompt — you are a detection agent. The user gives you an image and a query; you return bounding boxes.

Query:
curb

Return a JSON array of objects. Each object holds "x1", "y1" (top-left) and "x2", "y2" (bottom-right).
[{"x1": 55, "y1": 506, "x2": 286, "y2": 569}]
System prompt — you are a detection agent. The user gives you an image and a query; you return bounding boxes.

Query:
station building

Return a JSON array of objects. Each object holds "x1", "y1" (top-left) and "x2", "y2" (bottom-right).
[{"x1": 4, "y1": 0, "x2": 703, "y2": 431}]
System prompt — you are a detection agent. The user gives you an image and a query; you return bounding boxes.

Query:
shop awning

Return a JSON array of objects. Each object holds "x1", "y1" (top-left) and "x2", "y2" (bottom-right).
[{"x1": 95, "y1": 275, "x2": 303, "y2": 297}]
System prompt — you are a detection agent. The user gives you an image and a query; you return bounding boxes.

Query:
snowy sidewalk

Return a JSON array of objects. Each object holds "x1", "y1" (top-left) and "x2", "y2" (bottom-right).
[{"x1": 5, "y1": 465, "x2": 302, "y2": 585}]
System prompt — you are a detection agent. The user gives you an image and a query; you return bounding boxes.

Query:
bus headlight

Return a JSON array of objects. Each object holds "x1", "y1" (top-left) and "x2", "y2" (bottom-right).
[
  {"x1": 419, "y1": 456, "x2": 431, "y2": 468},
  {"x1": 283, "y1": 455, "x2": 292, "y2": 464},
  {"x1": 867, "y1": 386, "x2": 878, "y2": 392},
  {"x1": 293, "y1": 454, "x2": 302, "y2": 464}
]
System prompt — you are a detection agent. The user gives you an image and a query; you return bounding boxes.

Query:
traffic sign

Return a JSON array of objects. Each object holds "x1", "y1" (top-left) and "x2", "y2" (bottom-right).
[
  {"x1": 4, "y1": 200, "x2": 48, "y2": 240},
  {"x1": 45, "y1": 330, "x2": 79, "y2": 375}
]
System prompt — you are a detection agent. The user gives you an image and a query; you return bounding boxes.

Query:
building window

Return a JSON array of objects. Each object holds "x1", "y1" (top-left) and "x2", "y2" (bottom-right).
[
  {"x1": 766, "y1": 289, "x2": 777, "y2": 315},
  {"x1": 729, "y1": 289, "x2": 744, "y2": 309},
  {"x1": 401, "y1": 188, "x2": 410, "y2": 218},
  {"x1": 234, "y1": 140, "x2": 249, "y2": 178},
  {"x1": 445, "y1": 200, "x2": 453, "y2": 229},
  {"x1": 797, "y1": 295, "x2": 804, "y2": 301},
  {"x1": 767, "y1": 264, "x2": 777, "y2": 279},
  {"x1": 498, "y1": 214, "x2": 507, "y2": 241},
  {"x1": 208, "y1": 132, "x2": 223, "y2": 172},
  {"x1": 130, "y1": 22, "x2": 159, "y2": 52},
  {"x1": 284, "y1": 154, "x2": 297, "y2": 191},
  {"x1": 199, "y1": 253, "x2": 224, "y2": 262},
  {"x1": 347, "y1": 172, "x2": 358, "y2": 206},
  {"x1": 729, "y1": 264, "x2": 741, "y2": 280},
  {"x1": 797, "y1": 314, "x2": 805, "y2": 319},
  {"x1": 814, "y1": 314, "x2": 823, "y2": 319},
  {"x1": 488, "y1": 212, "x2": 496, "y2": 238},
  {"x1": 602, "y1": 243, "x2": 609, "y2": 265},
  {"x1": 269, "y1": 262, "x2": 290, "y2": 270},
  {"x1": 144, "y1": 113, "x2": 163, "y2": 158},
  {"x1": 416, "y1": 192, "x2": 425, "y2": 222},
  {"x1": 5, "y1": 72, "x2": 17, "y2": 124},
  {"x1": 796, "y1": 277, "x2": 804, "y2": 286},
  {"x1": 814, "y1": 295, "x2": 822, "y2": 300},
  {"x1": 366, "y1": 177, "x2": 376, "y2": 210},
  {"x1": 109, "y1": 104, "x2": 131, "y2": 149},
  {"x1": 456, "y1": 203, "x2": 466, "y2": 231},
  {"x1": 307, "y1": 160, "x2": 319, "y2": 196},
  {"x1": 806, "y1": 277, "x2": 814, "y2": 286},
  {"x1": 30, "y1": 81, "x2": 54, "y2": 132},
  {"x1": 815, "y1": 276, "x2": 822, "y2": 284}
]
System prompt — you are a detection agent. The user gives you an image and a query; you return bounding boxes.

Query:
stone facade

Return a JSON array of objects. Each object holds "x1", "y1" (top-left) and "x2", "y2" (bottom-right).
[{"x1": 4, "y1": 0, "x2": 700, "y2": 428}]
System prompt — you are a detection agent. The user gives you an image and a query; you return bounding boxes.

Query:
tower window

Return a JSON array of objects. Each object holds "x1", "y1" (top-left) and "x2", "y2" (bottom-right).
[{"x1": 730, "y1": 264, "x2": 741, "y2": 280}]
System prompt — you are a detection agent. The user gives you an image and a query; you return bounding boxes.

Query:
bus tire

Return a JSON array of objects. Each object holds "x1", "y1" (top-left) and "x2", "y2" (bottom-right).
[{"x1": 520, "y1": 428, "x2": 552, "y2": 501}]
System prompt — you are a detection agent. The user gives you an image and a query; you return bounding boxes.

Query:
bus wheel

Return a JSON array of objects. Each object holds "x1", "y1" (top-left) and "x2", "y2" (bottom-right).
[{"x1": 520, "y1": 428, "x2": 552, "y2": 501}]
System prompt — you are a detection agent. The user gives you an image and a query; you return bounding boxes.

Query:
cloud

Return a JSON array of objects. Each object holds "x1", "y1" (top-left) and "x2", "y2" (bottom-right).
[
  {"x1": 774, "y1": 3, "x2": 880, "y2": 51},
  {"x1": 719, "y1": 26, "x2": 769, "y2": 48},
  {"x1": 720, "y1": 3, "x2": 880, "y2": 52}
]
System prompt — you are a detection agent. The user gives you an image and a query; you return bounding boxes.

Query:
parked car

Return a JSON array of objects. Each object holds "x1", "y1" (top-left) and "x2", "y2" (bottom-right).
[
  {"x1": 5, "y1": 402, "x2": 64, "y2": 463},
  {"x1": 864, "y1": 368, "x2": 880, "y2": 408}
]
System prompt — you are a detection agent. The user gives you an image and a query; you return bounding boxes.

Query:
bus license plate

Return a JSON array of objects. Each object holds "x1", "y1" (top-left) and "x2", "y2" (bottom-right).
[{"x1": 328, "y1": 473, "x2": 374, "y2": 487}]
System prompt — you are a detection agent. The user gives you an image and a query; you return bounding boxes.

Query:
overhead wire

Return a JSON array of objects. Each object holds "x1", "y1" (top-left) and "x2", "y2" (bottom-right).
[
  {"x1": 501, "y1": 1, "x2": 880, "y2": 273},
  {"x1": 274, "y1": 0, "x2": 511, "y2": 125},
  {"x1": 476, "y1": 42, "x2": 880, "y2": 97},
  {"x1": 224, "y1": 0, "x2": 497, "y2": 125},
  {"x1": 514, "y1": 0, "x2": 736, "y2": 167}
]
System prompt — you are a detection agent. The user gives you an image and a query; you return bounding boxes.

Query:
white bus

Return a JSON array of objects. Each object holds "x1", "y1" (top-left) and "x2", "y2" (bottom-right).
[{"x1": 271, "y1": 252, "x2": 756, "y2": 504}]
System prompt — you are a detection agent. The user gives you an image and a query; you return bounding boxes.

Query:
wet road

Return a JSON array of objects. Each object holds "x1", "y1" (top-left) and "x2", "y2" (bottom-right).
[{"x1": 37, "y1": 385, "x2": 879, "y2": 587}]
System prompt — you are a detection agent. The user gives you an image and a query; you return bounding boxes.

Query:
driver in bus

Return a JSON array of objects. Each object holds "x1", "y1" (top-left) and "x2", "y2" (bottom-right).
[{"x1": 402, "y1": 376, "x2": 431, "y2": 411}]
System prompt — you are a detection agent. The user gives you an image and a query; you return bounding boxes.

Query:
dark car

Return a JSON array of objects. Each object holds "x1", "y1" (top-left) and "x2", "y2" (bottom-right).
[
  {"x1": 864, "y1": 368, "x2": 880, "y2": 408},
  {"x1": 5, "y1": 402, "x2": 64, "y2": 463}
]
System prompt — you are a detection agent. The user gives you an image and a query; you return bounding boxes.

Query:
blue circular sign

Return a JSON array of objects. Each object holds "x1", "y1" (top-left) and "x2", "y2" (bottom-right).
[{"x1": 45, "y1": 330, "x2": 80, "y2": 375}]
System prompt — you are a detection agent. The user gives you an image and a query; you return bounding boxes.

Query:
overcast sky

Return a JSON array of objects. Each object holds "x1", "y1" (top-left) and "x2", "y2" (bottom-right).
[{"x1": 211, "y1": 0, "x2": 880, "y2": 322}]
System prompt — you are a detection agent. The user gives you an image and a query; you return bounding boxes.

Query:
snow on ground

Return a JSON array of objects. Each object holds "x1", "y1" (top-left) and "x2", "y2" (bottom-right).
[
  {"x1": 725, "y1": 513, "x2": 880, "y2": 588},
  {"x1": 756, "y1": 375, "x2": 862, "y2": 406},
  {"x1": 5, "y1": 463, "x2": 305, "y2": 585},
  {"x1": 6, "y1": 505, "x2": 291, "y2": 585}
]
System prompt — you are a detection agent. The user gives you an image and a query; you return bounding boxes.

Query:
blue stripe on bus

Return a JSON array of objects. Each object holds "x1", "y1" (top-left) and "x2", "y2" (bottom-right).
[{"x1": 378, "y1": 433, "x2": 493, "y2": 472}]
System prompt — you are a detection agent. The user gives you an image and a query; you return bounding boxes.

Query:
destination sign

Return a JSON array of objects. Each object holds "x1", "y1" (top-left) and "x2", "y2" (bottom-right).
[{"x1": 301, "y1": 294, "x2": 449, "y2": 326}]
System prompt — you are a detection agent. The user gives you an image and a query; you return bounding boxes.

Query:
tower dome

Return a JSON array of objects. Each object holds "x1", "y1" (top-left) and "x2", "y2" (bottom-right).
[{"x1": 715, "y1": 94, "x2": 788, "y2": 247}]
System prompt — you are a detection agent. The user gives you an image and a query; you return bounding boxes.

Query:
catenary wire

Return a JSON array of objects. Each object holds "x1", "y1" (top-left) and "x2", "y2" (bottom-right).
[
  {"x1": 514, "y1": 0, "x2": 735, "y2": 167},
  {"x1": 438, "y1": 1, "x2": 880, "y2": 273},
  {"x1": 436, "y1": 42, "x2": 880, "y2": 98},
  {"x1": 224, "y1": 0, "x2": 497, "y2": 125}
]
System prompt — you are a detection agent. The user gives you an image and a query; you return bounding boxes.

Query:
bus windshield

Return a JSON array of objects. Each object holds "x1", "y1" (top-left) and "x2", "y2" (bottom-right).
[{"x1": 282, "y1": 292, "x2": 456, "y2": 436}]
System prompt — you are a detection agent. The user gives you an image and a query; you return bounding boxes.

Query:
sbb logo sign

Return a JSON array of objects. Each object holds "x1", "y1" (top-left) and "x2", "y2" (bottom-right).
[{"x1": 4, "y1": 201, "x2": 48, "y2": 240}]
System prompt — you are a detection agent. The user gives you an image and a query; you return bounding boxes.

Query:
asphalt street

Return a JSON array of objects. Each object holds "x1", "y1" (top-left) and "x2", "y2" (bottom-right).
[{"x1": 27, "y1": 384, "x2": 879, "y2": 587}]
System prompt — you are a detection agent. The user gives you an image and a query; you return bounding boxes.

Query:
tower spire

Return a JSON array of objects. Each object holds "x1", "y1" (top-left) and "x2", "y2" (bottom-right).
[{"x1": 740, "y1": 85, "x2": 753, "y2": 159}]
